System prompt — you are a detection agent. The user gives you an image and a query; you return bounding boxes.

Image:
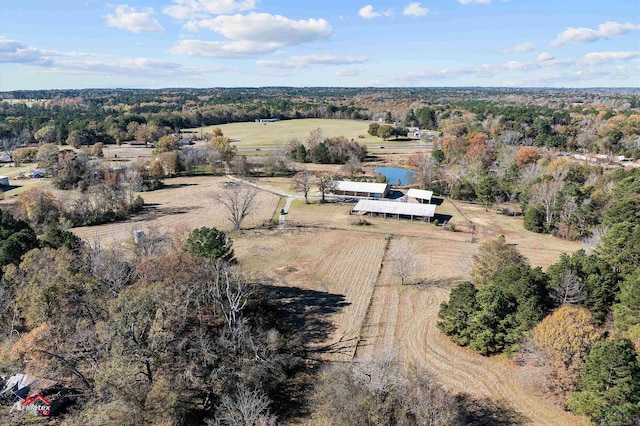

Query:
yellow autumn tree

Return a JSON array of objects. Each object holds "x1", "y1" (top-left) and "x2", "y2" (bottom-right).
[{"x1": 533, "y1": 305, "x2": 603, "y2": 398}]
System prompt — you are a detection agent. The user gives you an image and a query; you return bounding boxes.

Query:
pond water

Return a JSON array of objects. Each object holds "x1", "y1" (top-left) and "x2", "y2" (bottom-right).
[{"x1": 373, "y1": 167, "x2": 416, "y2": 186}]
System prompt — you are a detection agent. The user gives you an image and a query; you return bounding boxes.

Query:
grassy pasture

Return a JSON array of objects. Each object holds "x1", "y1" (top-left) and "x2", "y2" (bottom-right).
[{"x1": 183, "y1": 118, "x2": 426, "y2": 154}]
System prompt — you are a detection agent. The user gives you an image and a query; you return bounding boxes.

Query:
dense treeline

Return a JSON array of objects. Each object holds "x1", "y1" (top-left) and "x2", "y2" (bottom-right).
[{"x1": 437, "y1": 167, "x2": 640, "y2": 423}]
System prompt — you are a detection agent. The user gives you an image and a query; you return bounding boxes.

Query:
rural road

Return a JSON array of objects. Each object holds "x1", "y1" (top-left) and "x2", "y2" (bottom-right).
[{"x1": 279, "y1": 197, "x2": 294, "y2": 228}]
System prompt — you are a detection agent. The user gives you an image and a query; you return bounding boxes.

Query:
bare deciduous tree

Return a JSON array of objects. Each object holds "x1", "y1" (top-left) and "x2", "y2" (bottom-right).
[
  {"x1": 529, "y1": 177, "x2": 565, "y2": 227},
  {"x1": 1, "y1": 132, "x2": 27, "y2": 163},
  {"x1": 388, "y1": 239, "x2": 418, "y2": 285},
  {"x1": 551, "y1": 270, "x2": 585, "y2": 306},
  {"x1": 306, "y1": 127, "x2": 323, "y2": 150},
  {"x1": 316, "y1": 173, "x2": 336, "y2": 203},
  {"x1": 214, "y1": 185, "x2": 258, "y2": 230},
  {"x1": 291, "y1": 170, "x2": 314, "y2": 203},
  {"x1": 209, "y1": 385, "x2": 276, "y2": 426},
  {"x1": 204, "y1": 261, "x2": 248, "y2": 334},
  {"x1": 86, "y1": 238, "x2": 135, "y2": 297},
  {"x1": 415, "y1": 154, "x2": 441, "y2": 190},
  {"x1": 582, "y1": 224, "x2": 610, "y2": 252},
  {"x1": 341, "y1": 154, "x2": 362, "y2": 178},
  {"x1": 501, "y1": 130, "x2": 524, "y2": 145}
]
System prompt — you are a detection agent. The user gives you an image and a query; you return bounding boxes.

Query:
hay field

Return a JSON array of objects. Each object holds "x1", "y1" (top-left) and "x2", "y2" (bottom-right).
[
  {"x1": 72, "y1": 176, "x2": 280, "y2": 242},
  {"x1": 353, "y1": 235, "x2": 586, "y2": 426},
  {"x1": 234, "y1": 229, "x2": 386, "y2": 361}
]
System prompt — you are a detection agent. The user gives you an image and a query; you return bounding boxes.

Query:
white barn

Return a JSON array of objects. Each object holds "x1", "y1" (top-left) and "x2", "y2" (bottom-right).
[
  {"x1": 351, "y1": 199, "x2": 436, "y2": 222},
  {"x1": 407, "y1": 188, "x2": 433, "y2": 204},
  {"x1": 333, "y1": 181, "x2": 390, "y2": 198}
]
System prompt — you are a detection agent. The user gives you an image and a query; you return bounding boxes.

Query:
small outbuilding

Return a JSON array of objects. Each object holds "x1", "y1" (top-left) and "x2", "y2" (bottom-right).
[
  {"x1": 351, "y1": 199, "x2": 436, "y2": 222},
  {"x1": 0, "y1": 176, "x2": 9, "y2": 186},
  {"x1": 0, "y1": 373, "x2": 69, "y2": 416},
  {"x1": 407, "y1": 188, "x2": 433, "y2": 204},
  {"x1": 333, "y1": 181, "x2": 390, "y2": 199}
]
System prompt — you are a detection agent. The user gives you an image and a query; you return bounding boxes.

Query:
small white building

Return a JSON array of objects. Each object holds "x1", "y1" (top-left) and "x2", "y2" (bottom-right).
[
  {"x1": 332, "y1": 181, "x2": 390, "y2": 198},
  {"x1": 407, "y1": 188, "x2": 433, "y2": 204},
  {"x1": 0, "y1": 176, "x2": 9, "y2": 186}
]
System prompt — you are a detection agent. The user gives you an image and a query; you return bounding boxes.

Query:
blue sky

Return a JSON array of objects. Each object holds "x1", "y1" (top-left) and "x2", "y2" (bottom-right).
[{"x1": 0, "y1": 0, "x2": 638, "y2": 90}]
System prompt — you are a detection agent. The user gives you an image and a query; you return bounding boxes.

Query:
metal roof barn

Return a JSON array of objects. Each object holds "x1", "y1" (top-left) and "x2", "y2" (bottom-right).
[
  {"x1": 351, "y1": 199, "x2": 436, "y2": 221},
  {"x1": 333, "y1": 181, "x2": 390, "y2": 198},
  {"x1": 407, "y1": 188, "x2": 433, "y2": 203}
]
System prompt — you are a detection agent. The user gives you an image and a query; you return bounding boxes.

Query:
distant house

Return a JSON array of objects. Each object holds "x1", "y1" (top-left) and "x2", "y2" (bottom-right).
[
  {"x1": 0, "y1": 373, "x2": 69, "y2": 416},
  {"x1": 29, "y1": 169, "x2": 47, "y2": 178},
  {"x1": 332, "y1": 181, "x2": 390, "y2": 199},
  {"x1": 418, "y1": 130, "x2": 438, "y2": 139},
  {"x1": 179, "y1": 138, "x2": 194, "y2": 146},
  {"x1": 255, "y1": 118, "x2": 279, "y2": 123}
]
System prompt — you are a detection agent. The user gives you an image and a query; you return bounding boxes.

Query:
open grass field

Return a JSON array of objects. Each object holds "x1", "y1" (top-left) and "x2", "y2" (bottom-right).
[
  {"x1": 63, "y1": 170, "x2": 585, "y2": 425},
  {"x1": 183, "y1": 118, "x2": 427, "y2": 154},
  {"x1": 0, "y1": 164, "x2": 48, "y2": 198},
  {"x1": 72, "y1": 176, "x2": 280, "y2": 242}
]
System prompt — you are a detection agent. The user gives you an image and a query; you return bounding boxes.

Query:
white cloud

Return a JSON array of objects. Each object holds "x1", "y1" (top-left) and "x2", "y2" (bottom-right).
[
  {"x1": 256, "y1": 60, "x2": 299, "y2": 69},
  {"x1": 105, "y1": 5, "x2": 164, "y2": 34},
  {"x1": 551, "y1": 21, "x2": 640, "y2": 46},
  {"x1": 0, "y1": 37, "x2": 230, "y2": 79},
  {"x1": 403, "y1": 2, "x2": 429, "y2": 17},
  {"x1": 336, "y1": 68, "x2": 363, "y2": 76},
  {"x1": 163, "y1": 0, "x2": 256, "y2": 20},
  {"x1": 504, "y1": 60, "x2": 540, "y2": 71},
  {"x1": 391, "y1": 64, "x2": 498, "y2": 84},
  {"x1": 458, "y1": 0, "x2": 491, "y2": 4},
  {"x1": 257, "y1": 54, "x2": 370, "y2": 69},
  {"x1": 537, "y1": 52, "x2": 554, "y2": 62},
  {"x1": 291, "y1": 54, "x2": 370, "y2": 65},
  {"x1": 0, "y1": 37, "x2": 53, "y2": 66},
  {"x1": 170, "y1": 39, "x2": 282, "y2": 58},
  {"x1": 504, "y1": 57, "x2": 572, "y2": 71},
  {"x1": 583, "y1": 51, "x2": 640, "y2": 65},
  {"x1": 189, "y1": 13, "x2": 331, "y2": 45},
  {"x1": 502, "y1": 42, "x2": 534, "y2": 54},
  {"x1": 358, "y1": 5, "x2": 393, "y2": 19}
]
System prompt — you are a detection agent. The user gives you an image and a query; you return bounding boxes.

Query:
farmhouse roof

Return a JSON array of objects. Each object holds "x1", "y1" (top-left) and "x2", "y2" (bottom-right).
[
  {"x1": 352, "y1": 199, "x2": 436, "y2": 217},
  {"x1": 0, "y1": 373, "x2": 59, "y2": 400},
  {"x1": 407, "y1": 188, "x2": 433, "y2": 201},
  {"x1": 334, "y1": 181, "x2": 389, "y2": 194}
]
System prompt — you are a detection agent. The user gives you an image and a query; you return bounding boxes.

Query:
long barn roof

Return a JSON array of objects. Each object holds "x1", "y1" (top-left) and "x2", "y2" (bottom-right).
[
  {"x1": 334, "y1": 181, "x2": 389, "y2": 194},
  {"x1": 352, "y1": 199, "x2": 436, "y2": 217}
]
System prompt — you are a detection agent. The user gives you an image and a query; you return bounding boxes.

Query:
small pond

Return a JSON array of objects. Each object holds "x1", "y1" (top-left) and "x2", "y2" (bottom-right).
[{"x1": 373, "y1": 167, "x2": 416, "y2": 186}]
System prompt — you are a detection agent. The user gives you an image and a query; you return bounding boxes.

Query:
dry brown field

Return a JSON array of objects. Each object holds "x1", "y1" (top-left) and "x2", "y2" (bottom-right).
[
  {"x1": 72, "y1": 176, "x2": 280, "y2": 242},
  {"x1": 66, "y1": 168, "x2": 585, "y2": 425}
]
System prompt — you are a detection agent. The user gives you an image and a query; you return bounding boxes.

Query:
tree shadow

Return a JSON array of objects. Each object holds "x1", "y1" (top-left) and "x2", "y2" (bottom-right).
[
  {"x1": 161, "y1": 182, "x2": 198, "y2": 189},
  {"x1": 457, "y1": 395, "x2": 530, "y2": 425},
  {"x1": 138, "y1": 203, "x2": 196, "y2": 220},
  {"x1": 263, "y1": 284, "x2": 350, "y2": 347}
]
